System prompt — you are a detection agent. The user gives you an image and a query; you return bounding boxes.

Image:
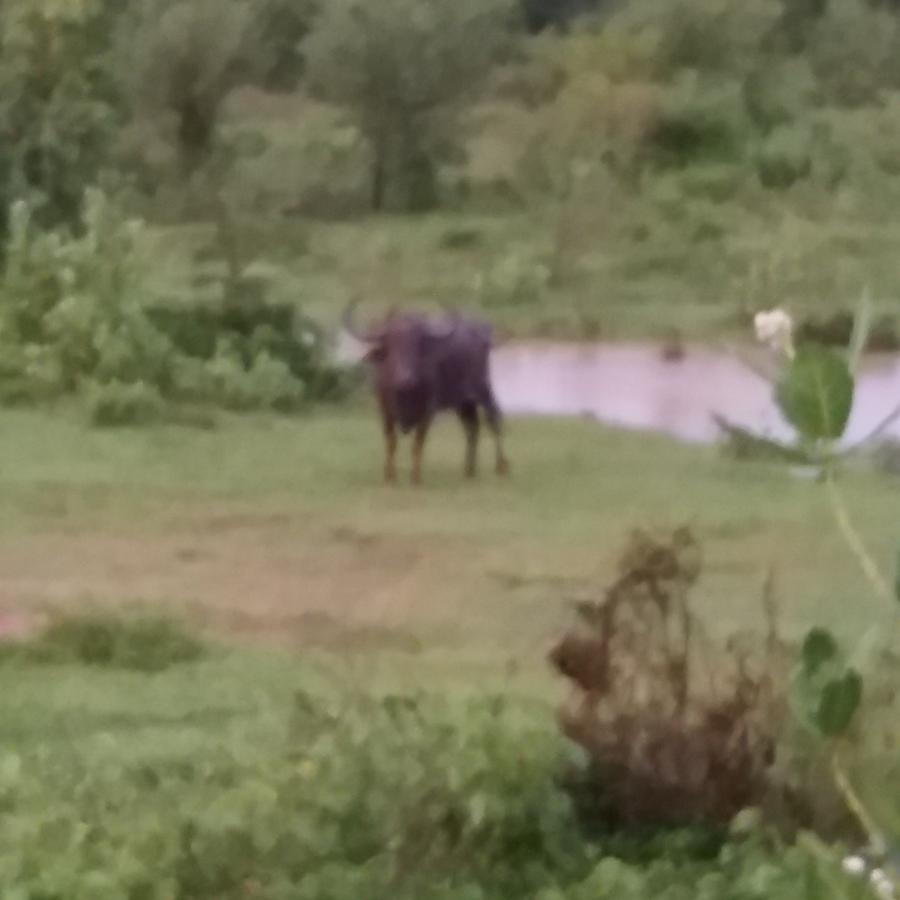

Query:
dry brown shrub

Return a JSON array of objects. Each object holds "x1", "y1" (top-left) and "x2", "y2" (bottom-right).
[{"x1": 549, "y1": 526, "x2": 789, "y2": 829}]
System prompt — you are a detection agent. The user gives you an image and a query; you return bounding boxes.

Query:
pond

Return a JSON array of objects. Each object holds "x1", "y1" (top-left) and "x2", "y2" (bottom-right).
[
  {"x1": 490, "y1": 341, "x2": 900, "y2": 446},
  {"x1": 335, "y1": 333, "x2": 900, "y2": 446}
]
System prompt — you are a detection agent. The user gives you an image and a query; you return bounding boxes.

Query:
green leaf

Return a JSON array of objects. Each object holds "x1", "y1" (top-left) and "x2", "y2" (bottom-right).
[
  {"x1": 801, "y1": 627, "x2": 839, "y2": 675},
  {"x1": 847, "y1": 288, "x2": 872, "y2": 375},
  {"x1": 776, "y1": 347, "x2": 854, "y2": 443},
  {"x1": 792, "y1": 628, "x2": 863, "y2": 739},
  {"x1": 814, "y1": 670, "x2": 862, "y2": 737}
]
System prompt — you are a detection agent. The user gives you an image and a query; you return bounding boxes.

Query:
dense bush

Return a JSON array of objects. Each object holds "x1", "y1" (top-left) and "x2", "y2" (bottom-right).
[
  {"x1": 0, "y1": 189, "x2": 350, "y2": 422},
  {"x1": 476, "y1": 252, "x2": 551, "y2": 307},
  {"x1": 0, "y1": 676, "x2": 824, "y2": 898},
  {"x1": 87, "y1": 378, "x2": 167, "y2": 427},
  {"x1": 10, "y1": 611, "x2": 205, "y2": 671},
  {"x1": 756, "y1": 124, "x2": 813, "y2": 188},
  {"x1": 0, "y1": 1, "x2": 120, "y2": 240}
]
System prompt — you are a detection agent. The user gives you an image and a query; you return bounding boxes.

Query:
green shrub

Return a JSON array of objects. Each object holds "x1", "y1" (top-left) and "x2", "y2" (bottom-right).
[
  {"x1": 0, "y1": 679, "x2": 815, "y2": 898},
  {"x1": 200, "y1": 342, "x2": 306, "y2": 412},
  {"x1": 477, "y1": 252, "x2": 551, "y2": 308},
  {"x1": 19, "y1": 612, "x2": 205, "y2": 672},
  {"x1": 756, "y1": 125, "x2": 813, "y2": 189},
  {"x1": 86, "y1": 379, "x2": 166, "y2": 427},
  {"x1": 649, "y1": 74, "x2": 750, "y2": 167},
  {"x1": 0, "y1": 190, "x2": 351, "y2": 420},
  {"x1": 676, "y1": 163, "x2": 746, "y2": 203},
  {"x1": 807, "y1": 0, "x2": 900, "y2": 108},
  {"x1": 440, "y1": 226, "x2": 486, "y2": 251},
  {"x1": 0, "y1": 190, "x2": 174, "y2": 397},
  {"x1": 742, "y1": 57, "x2": 818, "y2": 132}
]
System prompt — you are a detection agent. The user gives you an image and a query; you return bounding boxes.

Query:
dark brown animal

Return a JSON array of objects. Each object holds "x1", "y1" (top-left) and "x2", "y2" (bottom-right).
[{"x1": 343, "y1": 302, "x2": 509, "y2": 484}]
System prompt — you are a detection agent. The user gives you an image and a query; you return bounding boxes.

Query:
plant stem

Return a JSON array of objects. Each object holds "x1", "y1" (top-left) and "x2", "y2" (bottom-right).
[
  {"x1": 831, "y1": 746, "x2": 885, "y2": 854},
  {"x1": 825, "y1": 470, "x2": 891, "y2": 604},
  {"x1": 825, "y1": 469, "x2": 898, "y2": 671}
]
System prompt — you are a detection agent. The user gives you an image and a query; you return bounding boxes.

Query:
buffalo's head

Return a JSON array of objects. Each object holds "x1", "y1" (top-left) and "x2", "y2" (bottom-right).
[{"x1": 342, "y1": 300, "x2": 459, "y2": 393}]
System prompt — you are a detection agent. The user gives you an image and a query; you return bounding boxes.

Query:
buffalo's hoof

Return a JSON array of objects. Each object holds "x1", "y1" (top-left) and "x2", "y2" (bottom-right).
[{"x1": 497, "y1": 459, "x2": 510, "y2": 477}]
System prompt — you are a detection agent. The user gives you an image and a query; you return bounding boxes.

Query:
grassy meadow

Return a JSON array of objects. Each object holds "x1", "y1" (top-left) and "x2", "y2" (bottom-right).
[
  {"x1": 7, "y1": 0, "x2": 900, "y2": 892},
  {"x1": 3, "y1": 404, "x2": 896, "y2": 680},
  {"x1": 1, "y1": 404, "x2": 898, "y2": 894}
]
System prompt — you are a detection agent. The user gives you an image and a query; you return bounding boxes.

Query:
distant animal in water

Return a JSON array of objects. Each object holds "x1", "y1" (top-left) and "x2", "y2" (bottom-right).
[{"x1": 342, "y1": 301, "x2": 510, "y2": 484}]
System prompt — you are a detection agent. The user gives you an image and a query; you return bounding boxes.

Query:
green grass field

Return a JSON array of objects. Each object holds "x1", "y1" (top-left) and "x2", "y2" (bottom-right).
[
  {"x1": 9, "y1": 3, "x2": 900, "y2": 892},
  {"x1": 1, "y1": 404, "x2": 897, "y2": 895},
  {"x1": 3, "y1": 404, "x2": 895, "y2": 681}
]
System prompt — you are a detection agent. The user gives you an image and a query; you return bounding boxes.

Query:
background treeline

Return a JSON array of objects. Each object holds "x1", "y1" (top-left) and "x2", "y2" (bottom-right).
[{"x1": 3, "y1": 0, "x2": 900, "y2": 423}]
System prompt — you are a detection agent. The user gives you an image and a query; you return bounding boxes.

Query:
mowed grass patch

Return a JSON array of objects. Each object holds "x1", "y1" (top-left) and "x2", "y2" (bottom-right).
[{"x1": 0, "y1": 406, "x2": 896, "y2": 686}]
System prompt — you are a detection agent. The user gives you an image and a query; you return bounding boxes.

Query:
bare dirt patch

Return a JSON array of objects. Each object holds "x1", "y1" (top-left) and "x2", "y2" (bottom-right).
[{"x1": 0, "y1": 512, "x2": 472, "y2": 648}]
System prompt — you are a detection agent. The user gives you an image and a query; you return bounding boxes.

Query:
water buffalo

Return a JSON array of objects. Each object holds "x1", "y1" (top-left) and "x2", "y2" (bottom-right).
[{"x1": 343, "y1": 302, "x2": 509, "y2": 484}]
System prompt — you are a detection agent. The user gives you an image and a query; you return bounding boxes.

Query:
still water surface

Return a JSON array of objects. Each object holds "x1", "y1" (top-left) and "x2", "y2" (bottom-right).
[
  {"x1": 490, "y1": 342, "x2": 900, "y2": 445},
  {"x1": 335, "y1": 332, "x2": 900, "y2": 444}
]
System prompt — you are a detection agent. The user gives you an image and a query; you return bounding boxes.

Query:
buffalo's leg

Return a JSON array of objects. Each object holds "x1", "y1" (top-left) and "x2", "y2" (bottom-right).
[
  {"x1": 458, "y1": 403, "x2": 480, "y2": 478},
  {"x1": 481, "y1": 388, "x2": 509, "y2": 476},
  {"x1": 411, "y1": 420, "x2": 430, "y2": 485},
  {"x1": 379, "y1": 398, "x2": 397, "y2": 483}
]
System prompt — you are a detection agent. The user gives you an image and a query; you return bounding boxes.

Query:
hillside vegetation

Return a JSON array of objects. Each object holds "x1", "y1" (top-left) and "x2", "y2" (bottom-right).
[
  {"x1": 1, "y1": 2, "x2": 900, "y2": 897},
  {"x1": 3, "y1": 0, "x2": 900, "y2": 366}
]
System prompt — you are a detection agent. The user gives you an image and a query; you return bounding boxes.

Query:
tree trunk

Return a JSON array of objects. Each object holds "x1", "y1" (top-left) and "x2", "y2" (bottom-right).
[
  {"x1": 178, "y1": 97, "x2": 215, "y2": 177},
  {"x1": 371, "y1": 150, "x2": 386, "y2": 212},
  {"x1": 402, "y1": 149, "x2": 438, "y2": 213}
]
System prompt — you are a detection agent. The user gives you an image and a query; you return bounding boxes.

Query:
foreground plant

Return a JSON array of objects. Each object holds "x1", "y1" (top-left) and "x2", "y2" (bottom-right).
[
  {"x1": 549, "y1": 526, "x2": 786, "y2": 829},
  {"x1": 751, "y1": 300, "x2": 900, "y2": 898},
  {"x1": 0, "y1": 190, "x2": 348, "y2": 420}
]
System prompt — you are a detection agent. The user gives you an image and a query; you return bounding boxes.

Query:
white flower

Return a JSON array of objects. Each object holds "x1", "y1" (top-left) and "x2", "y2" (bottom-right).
[
  {"x1": 871, "y1": 868, "x2": 897, "y2": 900},
  {"x1": 753, "y1": 307, "x2": 795, "y2": 358},
  {"x1": 843, "y1": 855, "x2": 868, "y2": 877}
]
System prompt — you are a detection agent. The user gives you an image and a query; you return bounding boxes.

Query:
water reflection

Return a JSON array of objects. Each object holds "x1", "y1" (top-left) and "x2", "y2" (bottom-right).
[{"x1": 491, "y1": 342, "x2": 900, "y2": 445}]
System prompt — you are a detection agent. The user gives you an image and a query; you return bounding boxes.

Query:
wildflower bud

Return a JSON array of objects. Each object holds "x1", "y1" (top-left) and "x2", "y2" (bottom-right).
[
  {"x1": 842, "y1": 855, "x2": 867, "y2": 877},
  {"x1": 871, "y1": 868, "x2": 896, "y2": 900},
  {"x1": 753, "y1": 308, "x2": 795, "y2": 359}
]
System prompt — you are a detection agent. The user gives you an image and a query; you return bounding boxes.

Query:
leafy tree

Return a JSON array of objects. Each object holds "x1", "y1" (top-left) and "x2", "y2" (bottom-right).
[
  {"x1": 256, "y1": 0, "x2": 320, "y2": 91},
  {"x1": 806, "y1": 0, "x2": 900, "y2": 106},
  {"x1": 304, "y1": 0, "x2": 511, "y2": 212},
  {"x1": 519, "y1": 0, "x2": 610, "y2": 33},
  {"x1": 0, "y1": 0, "x2": 120, "y2": 239},
  {"x1": 115, "y1": 0, "x2": 261, "y2": 176},
  {"x1": 764, "y1": 0, "x2": 829, "y2": 53}
]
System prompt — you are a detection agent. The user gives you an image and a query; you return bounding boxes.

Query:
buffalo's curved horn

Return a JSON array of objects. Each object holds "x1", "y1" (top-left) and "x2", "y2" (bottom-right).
[
  {"x1": 426, "y1": 305, "x2": 460, "y2": 341},
  {"x1": 342, "y1": 298, "x2": 379, "y2": 343}
]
